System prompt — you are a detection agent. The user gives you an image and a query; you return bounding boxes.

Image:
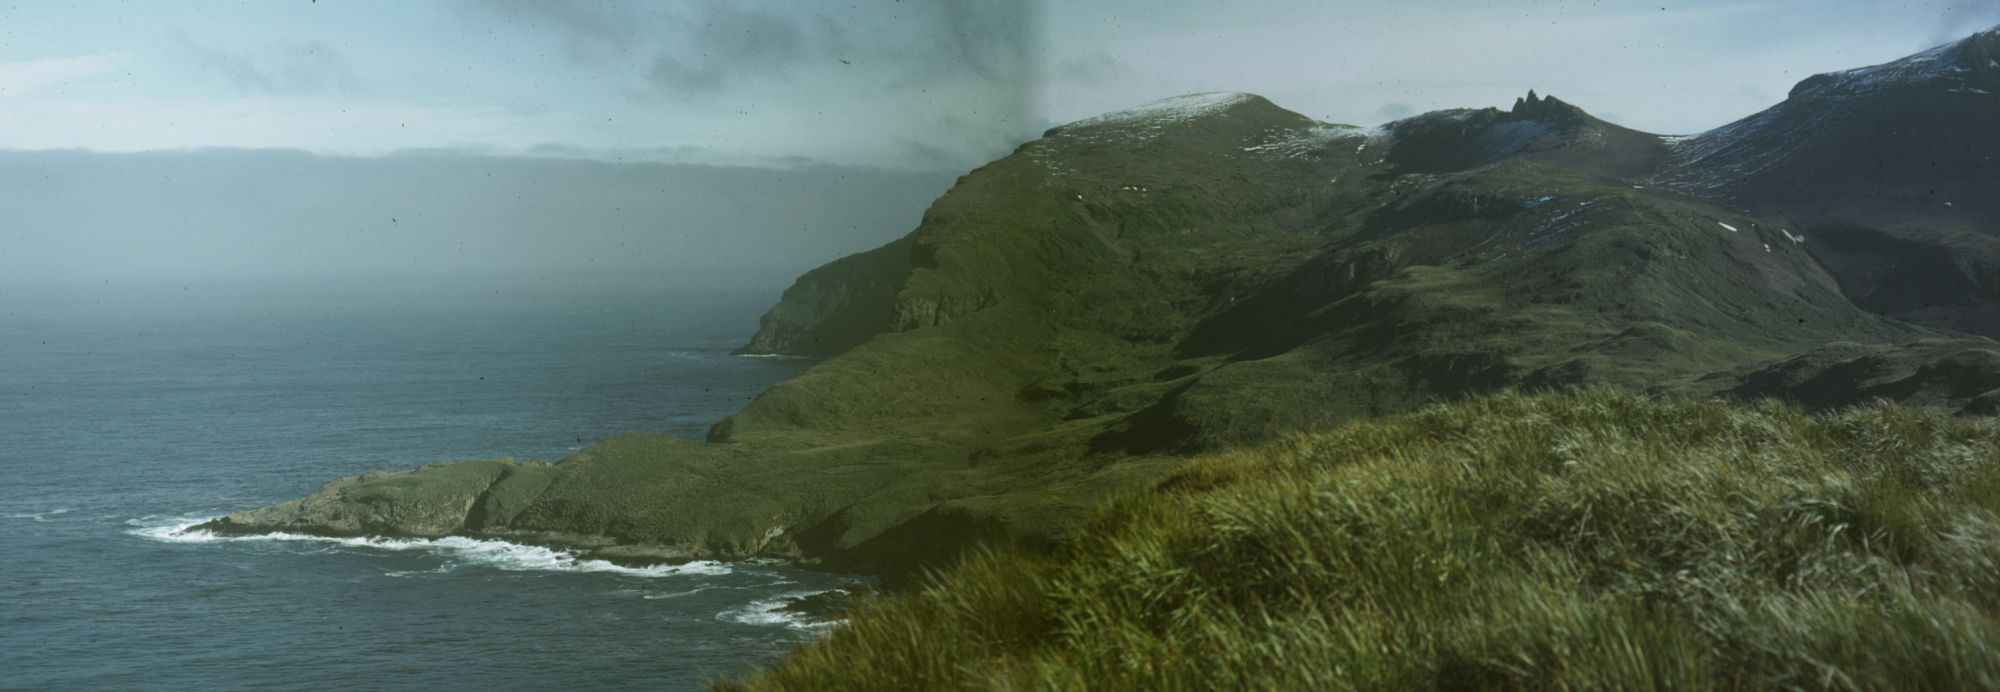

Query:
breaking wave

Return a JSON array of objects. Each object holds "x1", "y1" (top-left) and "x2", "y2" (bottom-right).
[
  {"x1": 716, "y1": 590, "x2": 845, "y2": 632},
  {"x1": 127, "y1": 516, "x2": 734, "y2": 578}
]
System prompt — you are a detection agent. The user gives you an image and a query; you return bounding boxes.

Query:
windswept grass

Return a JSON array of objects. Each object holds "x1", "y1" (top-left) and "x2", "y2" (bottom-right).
[{"x1": 724, "y1": 388, "x2": 2000, "y2": 690}]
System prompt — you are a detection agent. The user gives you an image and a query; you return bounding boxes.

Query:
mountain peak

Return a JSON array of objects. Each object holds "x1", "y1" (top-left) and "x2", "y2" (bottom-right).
[
  {"x1": 1508, "y1": 90, "x2": 1590, "y2": 125},
  {"x1": 1038, "y1": 92, "x2": 1319, "y2": 149},
  {"x1": 1788, "y1": 26, "x2": 2000, "y2": 99},
  {"x1": 1962, "y1": 24, "x2": 2000, "y2": 63},
  {"x1": 1054, "y1": 92, "x2": 1267, "y2": 132}
]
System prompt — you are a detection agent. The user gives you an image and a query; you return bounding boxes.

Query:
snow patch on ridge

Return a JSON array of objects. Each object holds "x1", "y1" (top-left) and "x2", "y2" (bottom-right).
[
  {"x1": 1044, "y1": 93, "x2": 1260, "y2": 148},
  {"x1": 1063, "y1": 92, "x2": 1257, "y2": 130},
  {"x1": 1241, "y1": 123, "x2": 1366, "y2": 159}
]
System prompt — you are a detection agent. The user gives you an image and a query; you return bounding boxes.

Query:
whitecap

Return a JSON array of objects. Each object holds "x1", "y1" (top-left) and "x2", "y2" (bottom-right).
[
  {"x1": 9, "y1": 508, "x2": 73, "y2": 522},
  {"x1": 128, "y1": 516, "x2": 733, "y2": 578},
  {"x1": 384, "y1": 565, "x2": 453, "y2": 578},
  {"x1": 717, "y1": 590, "x2": 845, "y2": 632},
  {"x1": 734, "y1": 353, "x2": 810, "y2": 360},
  {"x1": 644, "y1": 585, "x2": 738, "y2": 599}
]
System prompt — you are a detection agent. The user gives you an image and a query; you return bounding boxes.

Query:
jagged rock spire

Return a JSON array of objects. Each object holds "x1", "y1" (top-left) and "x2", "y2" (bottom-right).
[
  {"x1": 1508, "y1": 89, "x2": 1588, "y2": 126},
  {"x1": 1512, "y1": 89, "x2": 1547, "y2": 113}
]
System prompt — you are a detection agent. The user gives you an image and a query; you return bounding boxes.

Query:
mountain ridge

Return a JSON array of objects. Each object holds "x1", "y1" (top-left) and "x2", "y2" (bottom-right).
[
  {"x1": 1652, "y1": 26, "x2": 2000, "y2": 335},
  {"x1": 202, "y1": 29, "x2": 2000, "y2": 585}
]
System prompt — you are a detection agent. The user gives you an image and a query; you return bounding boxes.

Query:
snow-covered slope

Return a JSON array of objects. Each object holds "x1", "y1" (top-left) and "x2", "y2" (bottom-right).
[{"x1": 1060, "y1": 92, "x2": 1262, "y2": 130}]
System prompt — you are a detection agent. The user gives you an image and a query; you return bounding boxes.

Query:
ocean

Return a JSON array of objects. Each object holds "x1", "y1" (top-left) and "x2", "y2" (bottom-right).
[{"x1": 0, "y1": 275, "x2": 858, "y2": 690}]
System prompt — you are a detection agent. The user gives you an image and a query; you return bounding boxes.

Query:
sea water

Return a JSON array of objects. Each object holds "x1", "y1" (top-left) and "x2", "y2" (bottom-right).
[{"x1": 0, "y1": 275, "x2": 857, "y2": 690}]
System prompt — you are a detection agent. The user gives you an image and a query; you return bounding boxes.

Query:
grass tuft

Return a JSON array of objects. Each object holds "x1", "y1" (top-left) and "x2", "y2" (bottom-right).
[{"x1": 722, "y1": 388, "x2": 2000, "y2": 690}]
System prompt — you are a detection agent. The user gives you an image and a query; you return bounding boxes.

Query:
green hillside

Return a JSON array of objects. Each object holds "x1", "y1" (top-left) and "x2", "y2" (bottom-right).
[
  {"x1": 726, "y1": 389, "x2": 2000, "y2": 691},
  {"x1": 202, "y1": 87, "x2": 2000, "y2": 585}
]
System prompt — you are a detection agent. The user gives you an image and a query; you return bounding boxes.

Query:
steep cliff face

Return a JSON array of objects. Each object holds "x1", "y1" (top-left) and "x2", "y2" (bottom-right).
[{"x1": 734, "y1": 235, "x2": 913, "y2": 357}]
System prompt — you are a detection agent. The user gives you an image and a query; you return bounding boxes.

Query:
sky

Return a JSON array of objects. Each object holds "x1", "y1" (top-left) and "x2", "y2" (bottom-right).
[
  {"x1": 2, "y1": 0, "x2": 1996, "y2": 169},
  {"x1": 1, "y1": 1, "x2": 1995, "y2": 287}
]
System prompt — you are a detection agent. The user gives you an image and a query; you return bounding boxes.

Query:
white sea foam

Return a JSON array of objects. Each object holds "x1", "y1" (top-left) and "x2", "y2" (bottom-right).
[
  {"x1": 128, "y1": 516, "x2": 733, "y2": 578},
  {"x1": 9, "y1": 508, "x2": 71, "y2": 522},
  {"x1": 645, "y1": 585, "x2": 733, "y2": 599},
  {"x1": 383, "y1": 565, "x2": 453, "y2": 578},
  {"x1": 717, "y1": 590, "x2": 844, "y2": 632}
]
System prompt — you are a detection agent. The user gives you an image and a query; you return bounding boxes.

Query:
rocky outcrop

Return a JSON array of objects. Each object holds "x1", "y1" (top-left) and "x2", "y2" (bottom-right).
[
  {"x1": 889, "y1": 291, "x2": 991, "y2": 330},
  {"x1": 201, "y1": 459, "x2": 550, "y2": 538},
  {"x1": 1383, "y1": 90, "x2": 1665, "y2": 176}
]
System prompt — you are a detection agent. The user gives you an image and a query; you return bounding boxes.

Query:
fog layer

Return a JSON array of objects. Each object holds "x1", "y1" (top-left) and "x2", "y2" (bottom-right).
[{"x1": 0, "y1": 148, "x2": 955, "y2": 290}]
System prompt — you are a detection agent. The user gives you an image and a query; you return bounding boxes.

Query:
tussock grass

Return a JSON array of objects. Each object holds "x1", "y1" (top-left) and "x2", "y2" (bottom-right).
[{"x1": 723, "y1": 388, "x2": 2000, "y2": 690}]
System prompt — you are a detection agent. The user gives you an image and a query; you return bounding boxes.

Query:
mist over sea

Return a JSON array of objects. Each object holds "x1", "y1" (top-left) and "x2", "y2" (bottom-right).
[{"x1": 0, "y1": 275, "x2": 857, "y2": 690}]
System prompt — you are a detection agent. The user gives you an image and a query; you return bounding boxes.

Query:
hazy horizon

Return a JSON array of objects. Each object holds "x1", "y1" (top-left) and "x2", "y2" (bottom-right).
[
  {"x1": 0, "y1": 147, "x2": 955, "y2": 288},
  {"x1": 5, "y1": 1, "x2": 1996, "y2": 289},
  {"x1": 5, "y1": 1, "x2": 1994, "y2": 166}
]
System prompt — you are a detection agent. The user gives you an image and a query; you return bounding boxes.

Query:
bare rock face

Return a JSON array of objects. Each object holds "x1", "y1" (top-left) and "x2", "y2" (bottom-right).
[{"x1": 890, "y1": 292, "x2": 990, "y2": 330}]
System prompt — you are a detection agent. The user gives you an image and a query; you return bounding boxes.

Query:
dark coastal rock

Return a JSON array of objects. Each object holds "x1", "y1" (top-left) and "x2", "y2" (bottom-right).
[{"x1": 775, "y1": 589, "x2": 865, "y2": 623}]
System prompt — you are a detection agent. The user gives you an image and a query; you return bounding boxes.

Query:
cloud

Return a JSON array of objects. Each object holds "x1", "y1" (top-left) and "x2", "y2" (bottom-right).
[
  {"x1": 519, "y1": 142, "x2": 823, "y2": 168},
  {"x1": 1735, "y1": 82, "x2": 1776, "y2": 107},
  {"x1": 175, "y1": 35, "x2": 355, "y2": 94},
  {"x1": 893, "y1": 136, "x2": 963, "y2": 170},
  {"x1": 0, "y1": 96, "x2": 541, "y2": 155},
  {"x1": 1057, "y1": 52, "x2": 1126, "y2": 85},
  {"x1": 460, "y1": 0, "x2": 657, "y2": 62},
  {"x1": 0, "y1": 54, "x2": 120, "y2": 99},
  {"x1": 909, "y1": 0, "x2": 1033, "y2": 85},
  {"x1": 461, "y1": 0, "x2": 1045, "y2": 169},
  {"x1": 1376, "y1": 102, "x2": 1415, "y2": 121},
  {"x1": 1929, "y1": 1, "x2": 2000, "y2": 46},
  {"x1": 645, "y1": 5, "x2": 813, "y2": 94},
  {"x1": 478, "y1": 0, "x2": 1039, "y2": 99}
]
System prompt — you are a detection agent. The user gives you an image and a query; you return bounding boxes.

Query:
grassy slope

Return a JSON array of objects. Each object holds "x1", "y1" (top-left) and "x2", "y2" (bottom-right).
[
  {"x1": 210, "y1": 92, "x2": 1995, "y2": 582},
  {"x1": 727, "y1": 388, "x2": 2000, "y2": 691},
  {"x1": 206, "y1": 96, "x2": 1376, "y2": 570}
]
